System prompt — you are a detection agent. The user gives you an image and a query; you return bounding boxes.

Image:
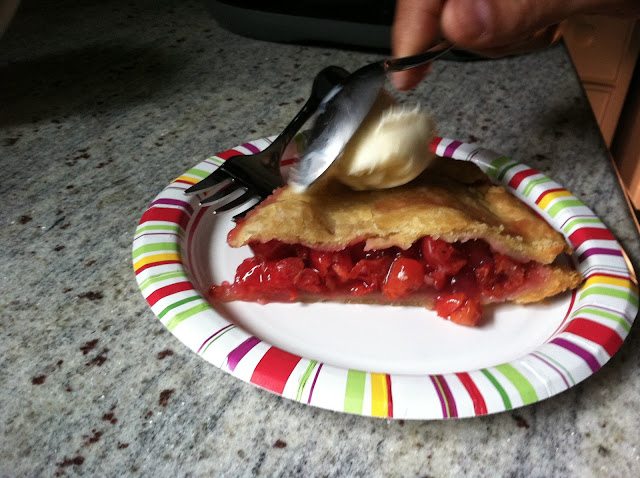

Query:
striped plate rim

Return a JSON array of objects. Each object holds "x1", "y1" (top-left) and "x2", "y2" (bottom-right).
[{"x1": 132, "y1": 137, "x2": 638, "y2": 419}]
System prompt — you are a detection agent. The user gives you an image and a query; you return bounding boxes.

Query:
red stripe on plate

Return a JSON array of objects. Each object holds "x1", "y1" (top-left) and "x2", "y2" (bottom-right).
[
  {"x1": 584, "y1": 272, "x2": 632, "y2": 282},
  {"x1": 139, "y1": 207, "x2": 190, "y2": 230},
  {"x1": 134, "y1": 260, "x2": 181, "y2": 275},
  {"x1": 535, "y1": 187, "x2": 566, "y2": 205},
  {"x1": 564, "y1": 318, "x2": 622, "y2": 357},
  {"x1": 508, "y1": 168, "x2": 537, "y2": 189},
  {"x1": 456, "y1": 372, "x2": 488, "y2": 415},
  {"x1": 386, "y1": 374, "x2": 394, "y2": 418},
  {"x1": 250, "y1": 347, "x2": 302, "y2": 394},
  {"x1": 146, "y1": 281, "x2": 194, "y2": 307},
  {"x1": 568, "y1": 227, "x2": 616, "y2": 248},
  {"x1": 172, "y1": 179, "x2": 198, "y2": 186},
  {"x1": 216, "y1": 149, "x2": 244, "y2": 160},
  {"x1": 429, "y1": 137, "x2": 443, "y2": 154}
]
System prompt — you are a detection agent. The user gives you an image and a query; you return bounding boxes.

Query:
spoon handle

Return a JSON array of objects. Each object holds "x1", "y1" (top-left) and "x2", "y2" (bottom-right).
[
  {"x1": 384, "y1": 41, "x2": 454, "y2": 72},
  {"x1": 269, "y1": 66, "x2": 350, "y2": 157}
]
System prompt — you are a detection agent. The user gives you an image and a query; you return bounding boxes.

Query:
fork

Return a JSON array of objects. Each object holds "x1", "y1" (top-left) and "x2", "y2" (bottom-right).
[{"x1": 185, "y1": 65, "x2": 350, "y2": 216}]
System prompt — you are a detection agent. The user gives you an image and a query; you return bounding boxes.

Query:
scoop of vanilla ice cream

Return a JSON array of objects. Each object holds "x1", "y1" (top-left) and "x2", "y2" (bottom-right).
[{"x1": 332, "y1": 91, "x2": 437, "y2": 190}]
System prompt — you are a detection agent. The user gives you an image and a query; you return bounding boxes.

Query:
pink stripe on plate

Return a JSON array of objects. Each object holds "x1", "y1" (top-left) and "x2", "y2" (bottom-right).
[
  {"x1": 151, "y1": 198, "x2": 194, "y2": 215},
  {"x1": 443, "y1": 140, "x2": 463, "y2": 159},
  {"x1": 197, "y1": 324, "x2": 235, "y2": 354},
  {"x1": 307, "y1": 363, "x2": 324, "y2": 404},
  {"x1": 438, "y1": 375, "x2": 458, "y2": 418},
  {"x1": 242, "y1": 142, "x2": 261, "y2": 154},
  {"x1": 227, "y1": 336, "x2": 261, "y2": 371},
  {"x1": 550, "y1": 337, "x2": 600, "y2": 373},
  {"x1": 429, "y1": 376, "x2": 449, "y2": 418},
  {"x1": 531, "y1": 353, "x2": 571, "y2": 388},
  {"x1": 578, "y1": 248, "x2": 623, "y2": 262}
]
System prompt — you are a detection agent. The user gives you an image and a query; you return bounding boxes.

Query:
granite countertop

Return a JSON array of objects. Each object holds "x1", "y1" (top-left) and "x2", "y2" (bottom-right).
[{"x1": 2, "y1": 0, "x2": 640, "y2": 477}]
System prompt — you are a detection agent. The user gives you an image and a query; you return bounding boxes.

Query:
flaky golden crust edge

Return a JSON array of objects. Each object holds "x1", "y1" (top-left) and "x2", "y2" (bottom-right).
[{"x1": 228, "y1": 183, "x2": 571, "y2": 265}]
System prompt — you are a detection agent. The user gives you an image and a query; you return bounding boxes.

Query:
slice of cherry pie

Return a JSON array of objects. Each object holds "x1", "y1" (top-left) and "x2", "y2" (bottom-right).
[{"x1": 210, "y1": 157, "x2": 582, "y2": 326}]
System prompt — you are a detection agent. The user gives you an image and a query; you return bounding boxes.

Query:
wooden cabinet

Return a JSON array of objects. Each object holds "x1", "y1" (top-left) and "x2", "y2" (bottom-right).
[
  {"x1": 564, "y1": 16, "x2": 640, "y2": 209},
  {"x1": 611, "y1": 74, "x2": 640, "y2": 211}
]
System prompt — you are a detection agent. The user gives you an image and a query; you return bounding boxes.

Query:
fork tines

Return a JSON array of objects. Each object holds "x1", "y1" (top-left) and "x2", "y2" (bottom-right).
[
  {"x1": 204, "y1": 185, "x2": 258, "y2": 215},
  {"x1": 185, "y1": 166, "x2": 260, "y2": 216},
  {"x1": 184, "y1": 168, "x2": 232, "y2": 196}
]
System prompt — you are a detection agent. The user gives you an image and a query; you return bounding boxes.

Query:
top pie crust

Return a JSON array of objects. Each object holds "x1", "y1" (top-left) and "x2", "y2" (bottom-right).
[{"x1": 228, "y1": 158, "x2": 571, "y2": 265}]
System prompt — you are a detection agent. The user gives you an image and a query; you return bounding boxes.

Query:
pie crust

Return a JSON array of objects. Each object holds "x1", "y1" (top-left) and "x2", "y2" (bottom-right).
[
  {"x1": 229, "y1": 158, "x2": 572, "y2": 265},
  {"x1": 213, "y1": 156, "x2": 583, "y2": 327}
]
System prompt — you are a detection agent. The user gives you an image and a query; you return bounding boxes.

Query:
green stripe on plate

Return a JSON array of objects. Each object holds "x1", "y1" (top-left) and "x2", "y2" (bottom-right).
[
  {"x1": 497, "y1": 161, "x2": 520, "y2": 181},
  {"x1": 486, "y1": 156, "x2": 512, "y2": 178},
  {"x1": 547, "y1": 199, "x2": 585, "y2": 218},
  {"x1": 562, "y1": 217, "x2": 602, "y2": 234},
  {"x1": 135, "y1": 224, "x2": 184, "y2": 236},
  {"x1": 579, "y1": 287, "x2": 639, "y2": 307},
  {"x1": 433, "y1": 376, "x2": 452, "y2": 418},
  {"x1": 495, "y1": 363, "x2": 539, "y2": 405},
  {"x1": 201, "y1": 325, "x2": 236, "y2": 356},
  {"x1": 296, "y1": 361, "x2": 318, "y2": 401},
  {"x1": 200, "y1": 325, "x2": 236, "y2": 355},
  {"x1": 132, "y1": 242, "x2": 180, "y2": 260},
  {"x1": 344, "y1": 370, "x2": 366, "y2": 414},
  {"x1": 522, "y1": 176, "x2": 552, "y2": 197},
  {"x1": 184, "y1": 168, "x2": 211, "y2": 179},
  {"x1": 481, "y1": 369, "x2": 512, "y2": 410},
  {"x1": 166, "y1": 302, "x2": 212, "y2": 331},
  {"x1": 536, "y1": 351, "x2": 576, "y2": 386},
  {"x1": 157, "y1": 295, "x2": 202, "y2": 319},
  {"x1": 139, "y1": 270, "x2": 187, "y2": 291},
  {"x1": 572, "y1": 306, "x2": 631, "y2": 333}
]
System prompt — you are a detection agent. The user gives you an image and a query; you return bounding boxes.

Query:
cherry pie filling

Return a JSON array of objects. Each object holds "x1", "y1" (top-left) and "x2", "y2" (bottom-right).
[{"x1": 211, "y1": 237, "x2": 558, "y2": 326}]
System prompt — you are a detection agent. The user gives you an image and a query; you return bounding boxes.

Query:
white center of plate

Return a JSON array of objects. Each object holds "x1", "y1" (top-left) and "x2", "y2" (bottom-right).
[{"x1": 188, "y1": 212, "x2": 570, "y2": 375}]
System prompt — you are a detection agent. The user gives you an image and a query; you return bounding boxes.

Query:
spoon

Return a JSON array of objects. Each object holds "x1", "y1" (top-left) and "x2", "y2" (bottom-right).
[
  {"x1": 289, "y1": 41, "x2": 454, "y2": 191},
  {"x1": 185, "y1": 65, "x2": 350, "y2": 218}
]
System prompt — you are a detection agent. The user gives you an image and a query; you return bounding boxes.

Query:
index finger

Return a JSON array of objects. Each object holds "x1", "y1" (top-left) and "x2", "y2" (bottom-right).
[{"x1": 391, "y1": 0, "x2": 444, "y2": 90}]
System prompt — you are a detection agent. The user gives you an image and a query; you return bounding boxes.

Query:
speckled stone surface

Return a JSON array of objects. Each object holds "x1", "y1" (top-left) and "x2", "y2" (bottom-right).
[{"x1": 2, "y1": 1, "x2": 640, "y2": 477}]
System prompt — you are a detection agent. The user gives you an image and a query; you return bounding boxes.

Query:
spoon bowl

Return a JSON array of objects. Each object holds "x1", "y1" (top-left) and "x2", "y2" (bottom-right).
[{"x1": 290, "y1": 41, "x2": 454, "y2": 191}]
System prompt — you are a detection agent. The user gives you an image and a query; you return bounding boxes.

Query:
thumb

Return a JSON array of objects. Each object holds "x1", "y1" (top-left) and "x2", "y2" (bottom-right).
[{"x1": 441, "y1": 0, "x2": 593, "y2": 50}]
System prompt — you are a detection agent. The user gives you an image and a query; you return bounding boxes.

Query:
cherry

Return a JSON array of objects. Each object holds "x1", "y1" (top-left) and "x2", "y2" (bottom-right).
[
  {"x1": 217, "y1": 237, "x2": 532, "y2": 328},
  {"x1": 382, "y1": 257, "x2": 425, "y2": 300},
  {"x1": 436, "y1": 293, "x2": 483, "y2": 326}
]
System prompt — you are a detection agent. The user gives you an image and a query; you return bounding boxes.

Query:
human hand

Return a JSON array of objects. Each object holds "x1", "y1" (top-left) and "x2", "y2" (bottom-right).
[{"x1": 391, "y1": 0, "x2": 640, "y2": 91}]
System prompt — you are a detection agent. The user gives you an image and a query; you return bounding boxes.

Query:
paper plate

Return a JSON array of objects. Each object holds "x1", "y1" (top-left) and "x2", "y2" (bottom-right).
[{"x1": 132, "y1": 137, "x2": 638, "y2": 419}]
